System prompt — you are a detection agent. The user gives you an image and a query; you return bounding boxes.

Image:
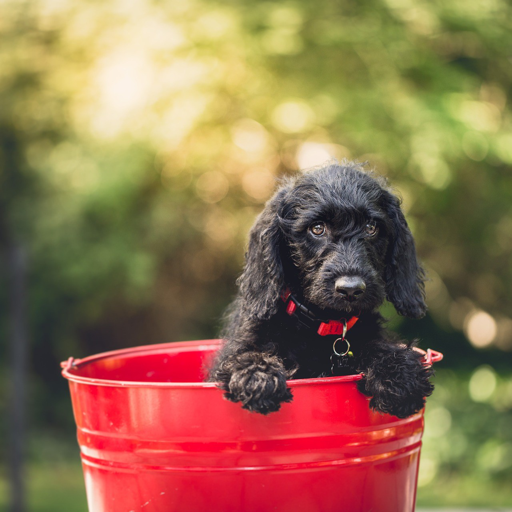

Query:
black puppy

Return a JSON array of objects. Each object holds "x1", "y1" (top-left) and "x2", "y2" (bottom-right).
[{"x1": 208, "y1": 161, "x2": 433, "y2": 418}]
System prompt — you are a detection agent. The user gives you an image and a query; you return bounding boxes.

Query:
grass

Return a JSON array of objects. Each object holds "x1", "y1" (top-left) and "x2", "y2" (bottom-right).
[{"x1": 0, "y1": 461, "x2": 87, "y2": 512}]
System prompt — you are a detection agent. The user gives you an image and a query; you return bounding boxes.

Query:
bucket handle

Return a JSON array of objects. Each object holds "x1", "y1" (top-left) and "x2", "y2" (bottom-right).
[
  {"x1": 60, "y1": 357, "x2": 81, "y2": 371},
  {"x1": 413, "y1": 348, "x2": 443, "y2": 367},
  {"x1": 423, "y1": 348, "x2": 443, "y2": 366}
]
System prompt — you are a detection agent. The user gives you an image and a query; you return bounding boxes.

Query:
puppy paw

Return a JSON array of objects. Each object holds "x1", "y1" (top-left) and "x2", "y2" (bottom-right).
[
  {"x1": 222, "y1": 352, "x2": 293, "y2": 414},
  {"x1": 358, "y1": 376, "x2": 427, "y2": 418},
  {"x1": 357, "y1": 349, "x2": 434, "y2": 418}
]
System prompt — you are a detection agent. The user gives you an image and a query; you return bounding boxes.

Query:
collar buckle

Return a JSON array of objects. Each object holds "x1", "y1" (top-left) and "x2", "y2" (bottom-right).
[{"x1": 281, "y1": 287, "x2": 360, "y2": 336}]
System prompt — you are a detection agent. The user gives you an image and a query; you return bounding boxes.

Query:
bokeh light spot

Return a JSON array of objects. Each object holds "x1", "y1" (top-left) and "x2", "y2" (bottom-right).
[
  {"x1": 296, "y1": 142, "x2": 332, "y2": 169},
  {"x1": 425, "y1": 406, "x2": 452, "y2": 438},
  {"x1": 495, "y1": 133, "x2": 512, "y2": 164},
  {"x1": 409, "y1": 156, "x2": 452, "y2": 190},
  {"x1": 271, "y1": 101, "x2": 315, "y2": 133},
  {"x1": 242, "y1": 170, "x2": 275, "y2": 201},
  {"x1": 476, "y1": 441, "x2": 512, "y2": 473},
  {"x1": 261, "y1": 30, "x2": 303, "y2": 55},
  {"x1": 231, "y1": 119, "x2": 270, "y2": 154},
  {"x1": 462, "y1": 131, "x2": 489, "y2": 161},
  {"x1": 196, "y1": 171, "x2": 230, "y2": 203},
  {"x1": 95, "y1": 50, "x2": 153, "y2": 114},
  {"x1": 203, "y1": 209, "x2": 237, "y2": 249},
  {"x1": 418, "y1": 457, "x2": 438, "y2": 487},
  {"x1": 194, "y1": 10, "x2": 236, "y2": 40},
  {"x1": 469, "y1": 365, "x2": 497, "y2": 402},
  {"x1": 464, "y1": 310, "x2": 497, "y2": 348},
  {"x1": 267, "y1": 5, "x2": 303, "y2": 28},
  {"x1": 457, "y1": 100, "x2": 501, "y2": 132}
]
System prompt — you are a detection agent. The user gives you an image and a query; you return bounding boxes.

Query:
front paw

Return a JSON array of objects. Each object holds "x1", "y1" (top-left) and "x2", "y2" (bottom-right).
[
  {"x1": 357, "y1": 351, "x2": 434, "y2": 418},
  {"x1": 222, "y1": 353, "x2": 293, "y2": 414}
]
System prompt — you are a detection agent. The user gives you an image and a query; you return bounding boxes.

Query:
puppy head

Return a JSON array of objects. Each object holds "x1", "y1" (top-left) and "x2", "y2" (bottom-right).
[{"x1": 238, "y1": 162, "x2": 427, "y2": 320}]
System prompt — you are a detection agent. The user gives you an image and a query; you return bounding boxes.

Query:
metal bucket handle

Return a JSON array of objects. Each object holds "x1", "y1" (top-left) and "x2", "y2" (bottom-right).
[{"x1": 414, "y1": 347, "x2": 443, "y2": 367}]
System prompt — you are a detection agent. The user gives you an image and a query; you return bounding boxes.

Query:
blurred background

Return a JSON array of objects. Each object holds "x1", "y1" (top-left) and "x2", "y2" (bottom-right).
[{"x1": 1, "y1": 0, "x2": 511, "y2": 510}]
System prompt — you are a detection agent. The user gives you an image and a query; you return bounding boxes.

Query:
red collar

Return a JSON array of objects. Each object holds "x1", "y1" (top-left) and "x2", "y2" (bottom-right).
[{"x1": 280, "y1": 288, "x2": 359, "y2": 337}]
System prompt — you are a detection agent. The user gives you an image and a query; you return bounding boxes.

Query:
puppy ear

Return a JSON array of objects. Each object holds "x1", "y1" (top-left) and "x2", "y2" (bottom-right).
[
  {"x1": 383, "y1": 191, "x2": 427, "y2": 319},
  {"x1": 237, "y1": 187, "x2": 289, "y2": 321}
]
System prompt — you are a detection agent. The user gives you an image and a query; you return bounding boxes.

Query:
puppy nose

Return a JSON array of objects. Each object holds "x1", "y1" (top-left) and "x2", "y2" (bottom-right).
[{"x1": 335, "y1": 276, "x2": 366, "y2": 298}]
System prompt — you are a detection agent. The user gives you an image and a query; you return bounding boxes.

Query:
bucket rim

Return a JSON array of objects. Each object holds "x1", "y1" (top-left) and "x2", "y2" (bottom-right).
[
  {"x1": 61, "y1": 339, "x2": 442, "y2": 389},
  {"x1": 60, "y1": 339, "x2": 365, "y2": 389}
]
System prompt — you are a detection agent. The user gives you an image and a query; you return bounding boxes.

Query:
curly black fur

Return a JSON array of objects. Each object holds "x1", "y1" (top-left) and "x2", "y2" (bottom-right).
[{"x1": 208, "y1": 161, "x2": 434, "y2": 418}]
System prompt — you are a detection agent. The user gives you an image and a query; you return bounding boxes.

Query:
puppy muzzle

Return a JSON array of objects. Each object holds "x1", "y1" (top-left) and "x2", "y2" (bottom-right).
[{"x1": 335, "y1": 276, "x2": 367, "y2": 301}]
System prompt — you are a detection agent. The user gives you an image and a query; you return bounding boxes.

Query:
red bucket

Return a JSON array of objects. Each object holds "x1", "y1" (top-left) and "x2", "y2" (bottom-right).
[{"x1": 61, "y1": 340, "x2": 442, "y2": 512}]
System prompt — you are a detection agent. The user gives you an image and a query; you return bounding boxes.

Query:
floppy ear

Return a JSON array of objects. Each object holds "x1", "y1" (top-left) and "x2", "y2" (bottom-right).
[
  {"x1": 383, "y1": 191, "x2": 427, "y2": 319},
  {"x1": 237, "y1": 187, "x2": 289, "y2": 321}
]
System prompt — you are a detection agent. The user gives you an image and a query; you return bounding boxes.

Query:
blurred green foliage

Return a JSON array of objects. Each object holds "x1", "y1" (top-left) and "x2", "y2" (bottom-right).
[
  {"x1": 1, "y1": 0, "x2": 512, "y2": 508},
  {"x1": 418, "y1": 368, "x2": 512, "y2": 507}
]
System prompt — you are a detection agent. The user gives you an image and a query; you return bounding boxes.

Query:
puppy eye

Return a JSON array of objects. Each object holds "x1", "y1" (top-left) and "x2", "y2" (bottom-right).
[
  {"x1": 365, "y1": 221, "x2": 378, "y2": 237},
  {"x1": 309, "y1": 222, "x2": 326, "y2": 236}
]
